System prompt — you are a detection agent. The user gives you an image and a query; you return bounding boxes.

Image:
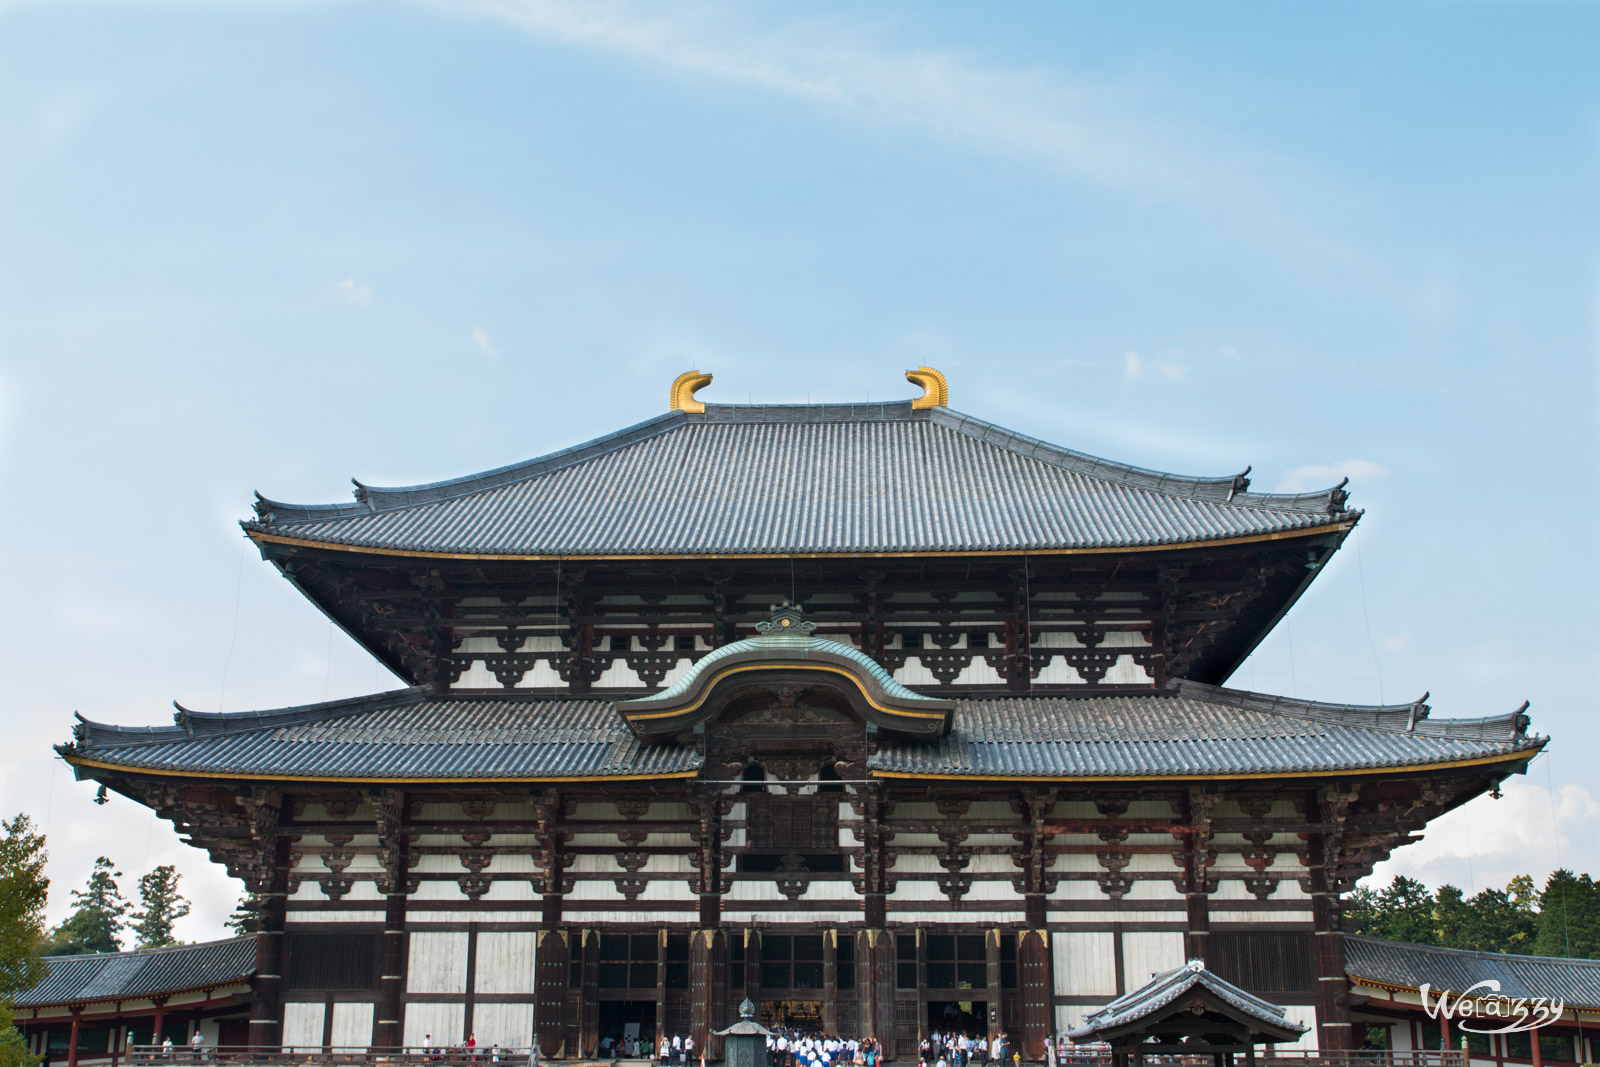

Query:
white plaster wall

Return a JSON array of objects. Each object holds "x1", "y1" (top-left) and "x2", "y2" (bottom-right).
[
  {"x1": 287, "y1": 910, "x2": 387, "y2": 924},
  {"x1": 1102, "y1": 656, "x2": 1152, "y2": 685},
  {"x1": 471, "y1": 1005, "x2": 535, "y2": 1049},
  {"x1": 408, "y1": 931, "x2": 469, "y2": 993},
  {"x1": 1120, "y1": 931, "x2": 1184, "y2": 986},
  {"x1": 1052, "y1": 931, "x2": 1116, "y2": 996},
  {"x1": 952, "y1": 659, "x2": 1006, "y2": 686},
  {"x1": 1279, "y1": 1006, "x2": 1318, "y2": 1051},
  {"x1": 476, "y1": 932, "x2": 537, "y2": 994},
  {"x1": 282, "y1": 1003, "x2": 325, "y2": 1051},
  {"x1": 404, "y1": 1004, "x2": 467, "y2": 1049},
  {"x1": 1033, "y1": 657, "x2": 1087, "y2": 685},
  {"x1": 330, "y1": 1003, "x2": 374, "y2": 1049}
]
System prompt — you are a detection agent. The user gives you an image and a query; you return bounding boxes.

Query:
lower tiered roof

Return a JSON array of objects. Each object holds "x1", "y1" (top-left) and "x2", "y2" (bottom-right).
[{"x1": 62, "y1": 681, "x2": 1541, "y2": 784}]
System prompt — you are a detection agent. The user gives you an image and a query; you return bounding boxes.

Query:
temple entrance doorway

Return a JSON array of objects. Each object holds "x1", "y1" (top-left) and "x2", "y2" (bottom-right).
[
  {"x1": 927, "y1": 1001, "x2": 988, "y2": 1043},
  {"x1": 760, "y1": 1000, "x2": 824, "y2": 1034},
  {"x1": 598, "y1": 1001, "x2": 657, "y2": 1055}
]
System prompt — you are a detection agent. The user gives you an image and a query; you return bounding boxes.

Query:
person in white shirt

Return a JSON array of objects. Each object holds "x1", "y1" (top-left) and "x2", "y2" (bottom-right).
[{"x1": 683, "y1": 1035, "x2": 695, "y2": 1066}]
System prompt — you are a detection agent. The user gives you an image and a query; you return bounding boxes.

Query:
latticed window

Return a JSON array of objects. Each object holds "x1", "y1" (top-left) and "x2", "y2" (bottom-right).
[
  {"x1": 759, "y1": 934, "x2": 824, "y2": 990},
  {"x1": 598, "y1": 933, "x2": 658, "y2": 989},
  {"x1": 925, "y1": 934, "x2": 985, "y2": 989}
]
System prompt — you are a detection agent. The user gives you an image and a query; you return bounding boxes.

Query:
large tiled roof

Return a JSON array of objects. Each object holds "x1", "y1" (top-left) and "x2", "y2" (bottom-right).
[
  {"x1": 1069, "y1": 959, "x2": 1305, "y2": 1042},
  {"x1": 867, "y1": 680, "x2": 1540, "y2": 778},
  {"x1": 1346, "y1": 936, "x2": 1600, "y2": 1011},
  {"x1": 63, "y1": 681, "x2": 1536, "y2": 783},
  {"x1": 16, "y1": 938, "x2": 254, "y2": 1008},
  {"x1": 244, "y1": 403, "x2": 1355, "y2": 557},
  {"x1": 67, "y1": 690, "x2": 701, "y2": 780}
]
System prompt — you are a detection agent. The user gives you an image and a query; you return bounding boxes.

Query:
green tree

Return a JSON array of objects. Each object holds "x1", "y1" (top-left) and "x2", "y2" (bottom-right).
[
  {"x1": 129, "y1": 866, "x2": 190, "y2": 949},
  {"x1": 0, "y1": 814, "x2": 50, "y2": 1067},
  {"x1": 43, "y1": 857, "x2": 127, "y2": 956},
  {"x1": 1369, "y1": 875, "x2": 1440, "y2": 945},
  {"x1": 224, "y1": 890, "x2": 259, "y2": 937},
  {"x1": 1534, "y1": 869, "x2": 1600, "y2": 959},
  {"x1": 0, "y1": 815, "x2": 49, "y2": 995}
]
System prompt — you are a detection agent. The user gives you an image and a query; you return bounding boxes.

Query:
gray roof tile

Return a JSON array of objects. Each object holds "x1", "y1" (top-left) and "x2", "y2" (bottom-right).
[
  {"x1": 1346, "y1": 936, "x2": 1600, "y2": 1011},
  {"x1": 65, "y1": 682, "x2": 1536, "y2": 782},
  {"x1": 17, "y1": 938, "x2": 254, "y2": 1008},
  {"x1": 246, "y1": 404, "x2": 1354, "y2": 556}
]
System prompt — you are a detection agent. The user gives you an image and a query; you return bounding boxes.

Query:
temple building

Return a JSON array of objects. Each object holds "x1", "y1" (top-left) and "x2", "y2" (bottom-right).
[{"x1": 58, "y1": 368, "x2": 1545, "y2": 1060}]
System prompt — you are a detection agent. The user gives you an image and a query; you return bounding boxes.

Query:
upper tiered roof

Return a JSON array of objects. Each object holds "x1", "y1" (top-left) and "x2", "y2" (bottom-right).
[{"x1": 245, "y1": 393, "x2": 1356, "y2": 559}]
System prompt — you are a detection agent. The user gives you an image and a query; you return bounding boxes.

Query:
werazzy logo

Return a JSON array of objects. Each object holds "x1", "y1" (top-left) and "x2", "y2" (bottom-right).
[{"x1": 1420, "y1": 983, "x2": 1564, "y2": 1034}]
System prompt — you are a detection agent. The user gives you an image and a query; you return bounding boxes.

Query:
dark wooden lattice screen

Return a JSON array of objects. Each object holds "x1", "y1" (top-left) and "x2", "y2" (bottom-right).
[{"x1": 745, "y1": 795, "x2": 838, "y2": 850}]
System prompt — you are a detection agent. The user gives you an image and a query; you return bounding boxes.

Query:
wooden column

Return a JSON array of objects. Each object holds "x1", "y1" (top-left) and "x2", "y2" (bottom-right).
[
  {"x1": 374, "y1": 790, "x2": 409, "y2": 1051},
  {"x1": 985, "y1": 930, "x2": 1002, "y2": 1047},
  {"x1": 66, "y1": 1007, "x2": 82, "y2": 1067},
  {"x1": 690, "y1": 929, "x2": 728, "y2": 1059},
  {"x1": 534, "y1": 929, "x2": 569, "y2": 1058},
  {"x1": 1017, "y1": 930, "x2": 1052, "y2": 1061},
  {"x1": 1530, "y1": 1028, "x2": 1543, "y2": 1067},
  {"x1": 745, "y1": 930, "x2": 763, "y2": 1013},
  {"x1": 151, "y1": 998, "x2": 168, "y2": 1049},
  {"x1": 580, "y1": 929, "x2": 599, "y2": 1058},
  {"x1": 249, "y1": 832, "x2": 291, "y2": 1050},
  {"x1": 1309, "y1": 787, "x2": 1355, "y2": 1052},
  {"x1": 823, "y1": 930, "x2": 838, "y2": 1039},
  {"x1": 1184, "y1": 789, "x2": 1216, "y2": 963}
]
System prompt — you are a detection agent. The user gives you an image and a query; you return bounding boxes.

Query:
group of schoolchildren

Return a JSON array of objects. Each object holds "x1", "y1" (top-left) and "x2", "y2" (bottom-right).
[
  {"x1": 765, "y1": 1031, "x2": 883, "y2": 1067},
  {"x1": 917, "y1": 1031, "x2": 1019, "y2": 1067}
]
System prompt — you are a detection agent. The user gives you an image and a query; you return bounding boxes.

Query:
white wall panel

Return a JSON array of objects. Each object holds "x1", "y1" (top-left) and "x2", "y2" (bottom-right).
[
  {"x1": 330, "y1": 1003, "x2": 374, "y2": 1049},
  {"x1": 1280, "y1": 1006, "x2": 1318, "y2": 1051},
  {"x1": 470, "y1": 1004, "x2": 535, "y2": 1049},
  {"x1": 282, "y1": 1003, "x2": 324, "y2": 1051},
  {"x1": 404, "y1": 1003, "x2": 466, "y2": 1049},
  {"x1": 407, "y1": 931, "x2": 469, "y2": 994},
  {"x1": 475, "y1": 932, "x2": 537, "y2": 994},
  {"x1": 1053, "y1": 931, "x2": 1116, "y2": 996},
  {"x1": 1120, "y1": 931, "x2": 1184, "y2": 987}
]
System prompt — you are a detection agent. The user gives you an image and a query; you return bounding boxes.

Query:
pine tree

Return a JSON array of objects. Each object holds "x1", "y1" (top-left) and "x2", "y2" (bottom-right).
[
  {"x1": 43, "y1": 857, "x2": 127, "y2": 955},
  {"x1": 0, "y1": 814, "x2": 49, "y2": 995},
  {"x1": 130, "y1": 866, "x2": 190, "y2": 948},
  {"x1": 225, "y1": 890, "x2": 260, "y2": 937},
  {"x1": 1370, "y1": 875, "x2": 1439, "y2": 945},
  {"x1": 1534, "y1": 869, "x2": 1600, "y2": 958}
]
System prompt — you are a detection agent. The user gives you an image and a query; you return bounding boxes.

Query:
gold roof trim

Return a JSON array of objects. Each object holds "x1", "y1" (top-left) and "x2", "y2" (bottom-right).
[
  {"x1": 906, "y1": 365, "x2": 949, "y2": 409},
  {"x1": 669, "y1": 369, "x2": 713, "y2": 413}
]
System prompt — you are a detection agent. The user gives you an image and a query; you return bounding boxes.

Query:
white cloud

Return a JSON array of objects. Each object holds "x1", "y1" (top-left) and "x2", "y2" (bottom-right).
[
  {"x1": 472, "y1": 326, "x2": 500, "y2": 359},
  {"x1": 331, "y1": 277, "x2": 374, "y2": 306},
  {"x1": 1274, "y1": 458, "x2": 1388, "y2": 494},
  {"x1": 1368, "y1": 777, "x2": 1600, "y2": 894},
  {"x1": 428, "y1": 0, "x2": 1332, "y2": 231},
  {"x1": 1123, "y1": 350, "x2": 1185, "y2": 383}
]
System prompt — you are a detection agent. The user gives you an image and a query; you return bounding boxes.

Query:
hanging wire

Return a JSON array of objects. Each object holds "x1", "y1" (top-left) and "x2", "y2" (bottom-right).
[
  {"x1": 1354, "y1": 528, "x2": 1386, "y2": 705},
  {"x1": 217, "y1": 540, "x2": 246, "y2": 713},
  {"x1": 1285, "y1": 621, "x2": 1299, "y2": 698}
]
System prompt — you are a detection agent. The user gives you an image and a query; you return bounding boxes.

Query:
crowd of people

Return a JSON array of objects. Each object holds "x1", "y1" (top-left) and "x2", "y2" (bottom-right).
[
  {"x1": 916, "y1": 1030, "x2": 1020, "y2": 1067},
  {"x1": 765, "y1": 1031, "x2": 885, "y2": 1067}
]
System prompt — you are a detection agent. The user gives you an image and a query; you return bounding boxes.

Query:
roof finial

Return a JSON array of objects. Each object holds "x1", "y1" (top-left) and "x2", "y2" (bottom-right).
[
  {"x1": 670, "y1": 370, "x2": 713, "y2": 413},
  {"x1": 756, "y1": 600, "x2": 815, "y2": 635},
  {"x1": 905, "y1": 365, "x2": 949, "y2": 409}
]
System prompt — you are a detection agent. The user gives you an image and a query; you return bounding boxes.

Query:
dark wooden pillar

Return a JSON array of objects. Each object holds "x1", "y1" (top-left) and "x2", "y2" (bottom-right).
[
  {"x1": 985, "y1": 930, "x2": 1002, "y2": 1046},
  {"x1": 1309, "y1": 788, "x2": 1355, "y2": 1052},
  {"x1": 66, "y1": 1007, "x2": 82, "y2": 1067},
  {"x1": 249, "y1": 833, "x2": 291, "y2": 1050},
  {"x1": 745, "y1": 930, "x2": 763, "y2": 1012},
  {"x1": 823, "y1": 930, "x2": 839, "y2": 1038},
  {"x1": 580, "y1": 929, "x2": 599, "y2": 1058},
  {"x1": 375, "y1": 790, "x2": 409, "y2": 1051},
  {"x1": 151, "y1": 998, "x2": 168, "y2": 1049},
  {"x1": 691, "y1": 929, "x2": 728, "y2": 1059},
  {"x1": 1017, "y1": 930, "x2": 1052, "y2": 1061},
  {"x1": 534, "y1": 929, "x2": 568, "y2": 1058},
  {"x1": 858, "y1": 929, "x2": 897, "y2": 1057}
]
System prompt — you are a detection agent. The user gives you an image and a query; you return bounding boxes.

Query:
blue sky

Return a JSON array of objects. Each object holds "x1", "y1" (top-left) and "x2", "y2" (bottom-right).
[{"x1": 1, "y1": 0, "x2": 1596, "y2": 940}]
